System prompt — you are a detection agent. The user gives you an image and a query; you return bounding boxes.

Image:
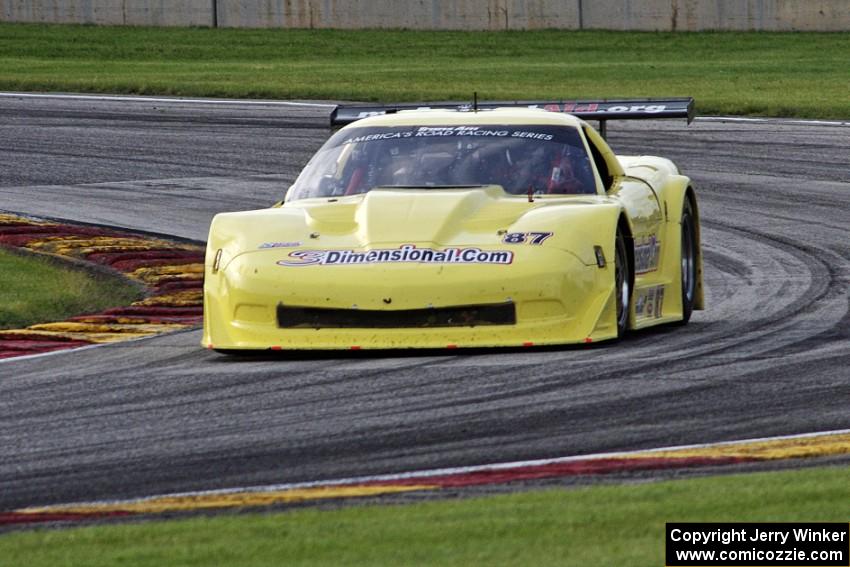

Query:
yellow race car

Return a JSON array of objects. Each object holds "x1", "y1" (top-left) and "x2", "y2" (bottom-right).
[{"x1": 203, "y1": 99, "x2": 703, "y2": 351}]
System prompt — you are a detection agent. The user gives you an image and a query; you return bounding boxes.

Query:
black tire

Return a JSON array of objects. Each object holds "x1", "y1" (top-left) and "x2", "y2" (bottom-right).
[
  {"x1": 679, "y1": 198, "x2": 697, "y2": 324},
  {"x1": 614, "y1": 228, "x2": 631, "y2": 338}
]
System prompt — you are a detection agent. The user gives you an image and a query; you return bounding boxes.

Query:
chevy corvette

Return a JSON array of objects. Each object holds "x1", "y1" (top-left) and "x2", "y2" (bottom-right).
[{"x1": 203, "y1": 99, "x2": 703, "y2": 351}]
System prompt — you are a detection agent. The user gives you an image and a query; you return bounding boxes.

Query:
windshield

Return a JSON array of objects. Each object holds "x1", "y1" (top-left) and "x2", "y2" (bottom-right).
[{"x1": 287, "y1": 124, "x2": 598, "y2": 201}]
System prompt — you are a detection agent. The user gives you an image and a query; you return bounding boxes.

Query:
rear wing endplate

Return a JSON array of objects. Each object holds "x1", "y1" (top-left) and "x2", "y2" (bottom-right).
[{"x1": 330, "y1": 98, "x2": 694, "y2": 138}]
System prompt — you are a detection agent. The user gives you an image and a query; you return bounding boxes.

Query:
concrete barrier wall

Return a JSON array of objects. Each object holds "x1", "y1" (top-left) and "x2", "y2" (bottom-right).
[
  {"x1": 1, "y1": 0, "x2": 848, "y2": 30},
  {"x1": 214, "y1": 0, "x2": 582, "y2": 30},
  {"x1": 582, "y1": 0, "x2": 850, "y2": 32},
  {"x1": 0, "y1": 0, "x2": 213, "y2": 26},
  {"x1": 216, "y1": 0, "x2": 581, "y2": 30}
]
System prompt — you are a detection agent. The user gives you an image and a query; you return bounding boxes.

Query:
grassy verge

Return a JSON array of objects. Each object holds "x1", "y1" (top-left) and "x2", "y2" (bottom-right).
[
  {"x1": 0, "y1": 248, "x2": 142, "y2": 329},
  {"x1": 1, "y1": 466, "x2": 847, "y2": 566},
  {"x1": 0, "y1": 24, "x2": 848, "y2": 118}
]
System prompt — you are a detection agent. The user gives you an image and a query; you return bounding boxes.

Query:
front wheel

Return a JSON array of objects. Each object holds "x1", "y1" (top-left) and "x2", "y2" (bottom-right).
[
  {"x1": 614, "y1": 228, "x2": 631, "y2": 338},
  {"x1": 679, "y1": 198, "x2": 697, "y2": 324}
]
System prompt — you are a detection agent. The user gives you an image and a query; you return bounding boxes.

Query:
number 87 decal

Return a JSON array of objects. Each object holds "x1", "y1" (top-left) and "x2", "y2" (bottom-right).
[{"x1": 502, "y1": 232, "x2": 554, "y2": 245}]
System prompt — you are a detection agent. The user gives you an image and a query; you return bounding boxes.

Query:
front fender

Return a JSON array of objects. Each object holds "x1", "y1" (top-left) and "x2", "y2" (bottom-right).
[{"x1": 507, "y1": 201, "x2": 624, "y2": 267}]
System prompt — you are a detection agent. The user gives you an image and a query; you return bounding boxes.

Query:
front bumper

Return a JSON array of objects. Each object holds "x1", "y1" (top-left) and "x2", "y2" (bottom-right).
[{"x1": 202, "y1": 247, "x2": 618, "y2": 350}]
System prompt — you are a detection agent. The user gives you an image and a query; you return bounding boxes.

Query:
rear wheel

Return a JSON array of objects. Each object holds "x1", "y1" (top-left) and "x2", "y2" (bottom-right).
[
  {"x1": 680, "y1": 198, "x2": 697, "y2": 324},
  {"x1": 614, "y1": 228, "x2": 631, "y2": 338}
]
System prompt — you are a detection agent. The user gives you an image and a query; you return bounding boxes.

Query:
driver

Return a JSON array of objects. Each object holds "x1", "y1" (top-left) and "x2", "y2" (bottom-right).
[{"x1": 505, "y1": 141, "x2": 596, "y2": 195}]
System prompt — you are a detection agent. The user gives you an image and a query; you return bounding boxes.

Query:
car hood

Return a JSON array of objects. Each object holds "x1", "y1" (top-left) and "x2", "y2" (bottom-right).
[
  {"x1": 308, "y1": 185, "x2": 547, "y2": 245},
  {"x1": 208, "y1": 186, "x2": 616, "y2": 268}
]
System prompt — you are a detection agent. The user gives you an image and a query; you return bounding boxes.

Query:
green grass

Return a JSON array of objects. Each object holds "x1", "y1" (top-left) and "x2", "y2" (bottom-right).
[
  {"x1": 1, "y1": 466, "x2": 847, "y2": 566},
  {"x1": 0, "y1": 248, "x2": 142, "y2": 329},
  {"x1": 0, "y1": 24, "x2": 848, "y2": 118}
]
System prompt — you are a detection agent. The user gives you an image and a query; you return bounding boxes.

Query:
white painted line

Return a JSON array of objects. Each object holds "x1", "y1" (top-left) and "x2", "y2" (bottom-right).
[
  {"x1": 0, "y1": 92, "x2": 335, "y2": 108},
  {"x1": 787, "y1": 119, "x2": 850, "y2": 126},
  {"x1": 3, "y1": 94, "x2": 847, "y2": 125},
  {"x1": 0, "y1": 327, "x2": 201, "y2": 365},
  {"x1": 0, "y1": 341, "x2": 107, "y2": 365},
  {"x1": 25, "y1": 427, "x2": 850, "y2": 510},
  {"x1": 696, "y1": 116, "x2": 848, "y2": 127},
  {"x1": 696, "y1": 117, "x2": 769, "y2": 123}
]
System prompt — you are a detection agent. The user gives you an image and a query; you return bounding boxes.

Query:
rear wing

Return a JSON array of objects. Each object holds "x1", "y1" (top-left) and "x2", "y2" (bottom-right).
[{"x1": 330, "y1": 98, "x2": 694, "y2": 138}]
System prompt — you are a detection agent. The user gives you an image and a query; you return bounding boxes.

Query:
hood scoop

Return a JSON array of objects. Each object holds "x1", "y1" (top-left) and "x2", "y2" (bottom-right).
[{"x1": 353, "y1": 186, "x2": 504, "y2": 245}]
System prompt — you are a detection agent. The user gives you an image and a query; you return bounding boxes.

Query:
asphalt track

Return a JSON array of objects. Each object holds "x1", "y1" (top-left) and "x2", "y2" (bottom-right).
[{"x1": 0, "y1": 95, "x2": 848, "y2": 512}]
